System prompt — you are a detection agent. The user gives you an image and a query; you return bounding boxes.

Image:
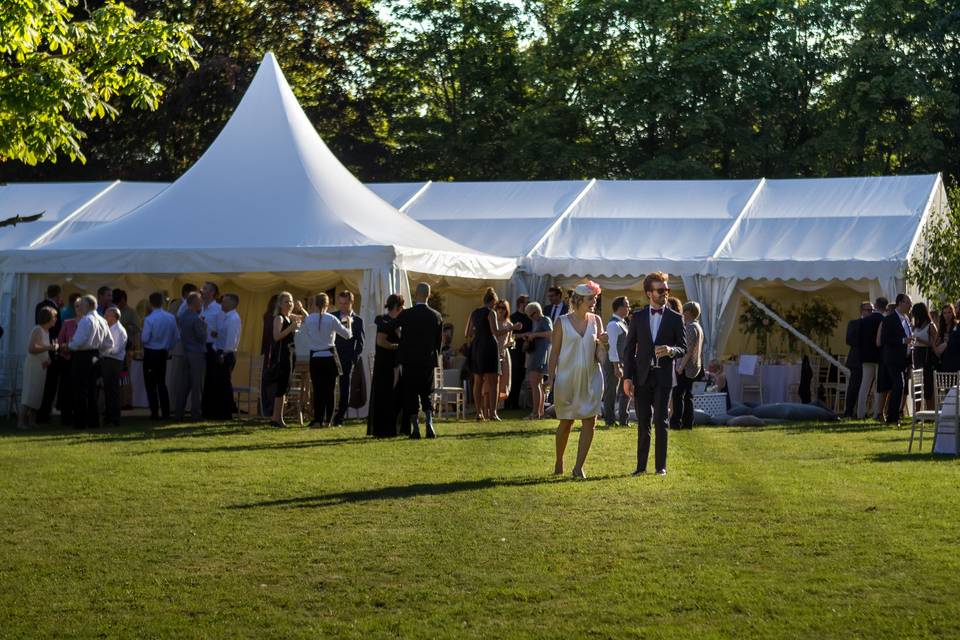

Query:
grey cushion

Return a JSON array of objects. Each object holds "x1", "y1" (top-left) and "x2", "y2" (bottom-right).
[
  {"x1": 727, "y1": 404, "x2": 755, "y2": 417},
  {"x1": 692, "y1": 410, "x2": 713, "y2": 425},
  {"x1": 751, "y1": 402, "x2": 837, "y2": 422},
  {"x1": 710, "y1": 414, "x2": 732, "y2": 425},
  {"x1": 727, "y1": 415, "x2": 766, "y2": 427}
]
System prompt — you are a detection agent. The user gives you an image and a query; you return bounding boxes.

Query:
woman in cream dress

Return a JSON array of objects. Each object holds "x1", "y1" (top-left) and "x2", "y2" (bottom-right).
[
  {"x1": 548, "y1": 282, "x2": 606, "y2": 478},
  {"x1": 19, "y1": 307, "x2": 59, "y2": 430}
]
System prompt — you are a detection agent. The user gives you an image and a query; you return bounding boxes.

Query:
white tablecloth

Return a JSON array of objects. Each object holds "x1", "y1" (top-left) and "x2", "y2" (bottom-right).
[
  {"x1": 129, "y1": 358, "x2": 178, "y2": 409},
  {"x1": 724, "y1": 363, "x2": 802, "y2": 405}
]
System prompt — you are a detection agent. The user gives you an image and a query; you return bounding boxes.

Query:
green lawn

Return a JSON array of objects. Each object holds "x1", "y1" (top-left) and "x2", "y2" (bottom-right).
[{"x1": 0, "y1": 414, "x2": 957, "y2": 638}]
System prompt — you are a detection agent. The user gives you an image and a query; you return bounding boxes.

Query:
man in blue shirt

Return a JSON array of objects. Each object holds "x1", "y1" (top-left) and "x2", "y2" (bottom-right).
[{"x1": 141, "y1": 292, "x2": 180, "y2": 420}]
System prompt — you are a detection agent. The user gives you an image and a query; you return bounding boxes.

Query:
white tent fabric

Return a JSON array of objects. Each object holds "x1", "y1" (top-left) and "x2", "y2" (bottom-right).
[{"x1": 0, "y1": 181, "x2": 115, "y2": 250}]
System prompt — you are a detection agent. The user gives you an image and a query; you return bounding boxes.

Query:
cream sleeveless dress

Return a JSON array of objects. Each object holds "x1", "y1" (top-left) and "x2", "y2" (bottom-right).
[{"x1": 553, "y1": 315, "x2": 604, "y2": 420}]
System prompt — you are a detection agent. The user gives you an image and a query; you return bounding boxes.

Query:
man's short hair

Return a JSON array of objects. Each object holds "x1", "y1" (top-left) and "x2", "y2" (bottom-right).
[
  {"x1": 46, "y1": 284, "x2": 61, "y2": 299},
  {"x1": 860, "y1": 301, "x2": 873, "y2": 310},
  {"x1": 338, "y1": 290, "x2": 354, "y2": 302},
  {"x1": 643, "y1": 271, "x2": 669, "y2": 293},
  {"x1": 187, "y1": 291, "x2": 203, "y2": 306},
  {"x1": 204, "y1": 281, "x2": 219, "y2": 296},
  {"x1": 415, "y1": 282, "x2": 431, "y2": 299},
  {"x1": 895, "y1": 293, "x2": 910, "y2": 306},
  {"x1": 875, "y1": 297, "x2": 889, "y2": 309},
  {"x1": 683, "y1": 301, "x2": 701, "y2": 320},
  {"x1": 104, "y1": 306, "x2": 121, "y2": 321},
  {"x1": 223, "y1": 293, "x2": 239, "y2": 306},
  {"x1": 112, "y1": 288, "x2": 127, "y2": 304},
  {"x1": 612, "y1": 296, "x2": 628, "y2": 313},
  {"x1": 516, "y1": 295, "x2": 529, "y2": 307},
  {"x1": 547, "y1": 287, "x2": 562, "y2": 297},
  {"x1": 97, "y1": 286, "x2": 111, "y2": 297},
  {"x1": 81, "y1": 294, "x2": 97, "y2": 310},
  {"x1": 181, "y1": 283, "x2": 198, "y2": 298},
  {"x1": 149, "y1": 293, "x2": 164, "y2": 308}
]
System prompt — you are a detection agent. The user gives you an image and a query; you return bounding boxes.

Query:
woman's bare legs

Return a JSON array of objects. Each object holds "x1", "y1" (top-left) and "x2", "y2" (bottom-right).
[
  {"x1": 572, "y1": 417, "x2": 596, "y2": 478},
  {"x1": 271, "y1": 393, "x2": 287, "y2": 426},
  {"x1": 483, "y1": 373, "x2": 499, "y2": 420},
  {"x1": 528, "y1": 372, "x2": 544, "y2": 418},
  {"x1": 555, "y1": 419, "x2": 574, "y2": 474},
  {"x1": 473, "y1": 374, "x2": 485, "y2": 420}
]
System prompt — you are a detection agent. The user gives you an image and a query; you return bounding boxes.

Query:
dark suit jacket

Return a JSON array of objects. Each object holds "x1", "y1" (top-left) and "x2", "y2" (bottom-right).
[
  {"x1": 35, "y1": 299, "x2": 62, "y2": 343},
  {"x1": 858, "y1": 312, "x2": 883, "y2": 364},
  {"x1": 396, "y1": 303, "x2": 443, "y2": 368},
  {"x1": 880, "y1": 312, "x2": 909, "y2": 370},
  {"x1": 510, "y1": 311, "x2": 532, "y2": 352},
  {"x1": 845, "y1": 318, "x2": 861, "y2": 367},
  {"x1": 622, "y1": 306, "x2": 686, "y2": 386},
  {"x1": 543, "y1": 302, "x2": 569, "y2": 324},
  {"x1": 333, "y1": 311, "x2": 364, "y2": 364}
]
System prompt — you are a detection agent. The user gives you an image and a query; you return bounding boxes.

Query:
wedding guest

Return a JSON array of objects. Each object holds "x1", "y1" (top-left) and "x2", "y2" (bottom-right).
[
  {"x1": 935, "y1": 303, "x2": 960, "y2": 372},
  {"x1": 623, "y1": 271, "x2": 686, "y2": 476},
  {"x1": 268, "y1": 292, "x2": 304, "y2": 427},
  {"x1": 466, "y1": 288, "x2": 519, "y2": 422},
  {"x1": 56, "y1": 298, "x2": 81, "y2": 426},
  {"x1": 506, "y1": 295, "x2": 532, "y2": 410},
  {"x1": 35, "y1": 284, "x2": 63, "y2": 424},
  {"x1": 332, "y1": 291, "x2": 364, "y2": 426},
  {"x1": 549, "y1": 282, "x2": 606, "y2": 479},
  {"x1": 705, "y1": 360, "x2": 729, "y2": 405},
  {"x1": 141, "y1": 292, "x2": 179, "y2": 420},
  {"x1": 494, "y1": 299, "x2": 515, "y2": 417},
  {"x1": 911, "y1": 302, "x2": 937, "y2": 410},
  {"x1": 69, "y1": 295, "x2": 113, "y2": 429},
  {"x1": 61, "y1": 292, "x2": 81, "y2": 321},
  {"x1": 101, "y1": 307, "x2": 128, "y2": 427},
  {"x1": 856, "y1": 297, "x2": 886, "y2": 419},
  {"x1": 95, "y1": 286, "x2": 112, "y2": 315},
  {"x1": 174, "y1": 292, "x2": 207, "y2": 422},
  {"x1": 396, "y1": 283, "x2": 444, "y2": 439},
  {"x1": 169, "y1": 283, "x2": 197, "y2": 415},
  {"x1": 671, "y1": 301, "x2": 703, "y2": 430},
  {"x1": 843, "y1": 303, "x2": 871, "y2": 417},
  {"x1": 18, "y1": 307, "x2": 58, "y2": 430},
  {"x1": 874, "y1": 302, "x2": 897, "y2": 421},
  {"x1": 215, "y1": 294, "x2": 242, "y2": 420},
  {"x1": 519, "y1": 302, "x2": 553, "y2": 420},
  {"x1": 301, "y1": 293, "x2": 351, "y2": 427},
  {"x1": 666, "y1": 297, "x2": 682, "y2": 314},
  {"x1": 173, "y1": 283, "x2": 197, "y2": 317},
  {"x1": 199, "y1": 282, "x2": 224, "y2": 418},
  {"x1": 367, "y1": 294, "x2": 404, "y2": 438},
  {"x1": 880, "y1": 294, "x2": 913, "y2": 426},
  {"x1": 602, "y1": 296, "x2": 631, "y2": 428},
  {"x1": 112, "y1": 289, "x2": 139, "y2": 408},
  {"x1": 441, "y1": 322, "x2": 455, "y2": 368},
  {"x1": 260, "y1": 293, "x2": 279, "y2": 416},
  {"x1": 543, "y1": 286, "x2": 568, "y2": 326}
]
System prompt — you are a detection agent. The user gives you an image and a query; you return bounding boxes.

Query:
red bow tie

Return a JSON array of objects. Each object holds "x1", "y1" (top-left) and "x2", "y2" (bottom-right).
[{"x1": 651, "y1": 308, "x2": 663, "y2": 315}]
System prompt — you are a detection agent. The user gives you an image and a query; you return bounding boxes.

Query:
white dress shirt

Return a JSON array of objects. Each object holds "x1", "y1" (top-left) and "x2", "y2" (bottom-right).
[
  {"x1": 200, "y1": 300, "x2": 223, "y2": 345},
  {"x1": 142, "y1": 308, "x2": 180, "y2": 351},
  {"x1": 217, "y1": 309, "x2": 242, "y2": 353},
  {"x1": 104, "y1": 322, "x2": 128, "y2": 361},
  {"x1": 177, "y1": 298, "x2": 188, "y2": 317},
  {"x1": 606, "y1": 315, "x2": 628, "y2": 363},
  {"x1": 649, "y1": 306, "x2": 664, "y2": 341},
  {"x1": 69, "y1": 311, "x2": 114, "y2": 352},
  {"x1": 897, "y1": 310, "x2": 913, "y2": 348},
  {"x1": 302, "y1": 312, "x2": 352, "y2": 357}
]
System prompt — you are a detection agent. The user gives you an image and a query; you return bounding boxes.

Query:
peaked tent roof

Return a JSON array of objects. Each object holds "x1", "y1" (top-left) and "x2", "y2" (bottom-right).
[
  {"x1": 0, "y1": 53, "x2": 515, "y2": 278},
  {"x1": 0, "y1": 181, "x2": 114, "y2": 250}
]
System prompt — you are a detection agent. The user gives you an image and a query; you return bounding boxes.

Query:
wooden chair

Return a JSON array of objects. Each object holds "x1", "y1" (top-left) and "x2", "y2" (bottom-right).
[
  {"x1": 233, "y1": 353, "x2": 261, "y2": 420},
  {"x1": 431, "y1": 367, "x2": 465, "y2": 420},
  {"x1": 908, "y1": 369, "x2": 933, "y2": 451},
  {"x1": 283, "y1": 361, "x2": 312, "y2": 426},
  {"x1": 740, "y1": 356, "x2": 763, "y2": 405}
]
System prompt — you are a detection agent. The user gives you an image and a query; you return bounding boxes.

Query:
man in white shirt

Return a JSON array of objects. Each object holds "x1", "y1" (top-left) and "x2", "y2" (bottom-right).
[
  {"x1": 602, "y1": 296, "x2": 631, "y2": 427},
  {"x1": 68, "y1": 294, "x2": 114, "y2": 429},
  {"x1": 101, "y1": 307, "x2": 128, "y2": 427},
  {"x1": 302, "y1": 293, "x2": 352, "y2": 427},
  {"x1": 213, "y1": 293, "x2": 242, "y2": 419},
  {"x1": 200, "y1": 281, "x2": 224, "y2": 418},
  {"x1": 142, "y1": 292, "x2": 180, "y2": 419}
]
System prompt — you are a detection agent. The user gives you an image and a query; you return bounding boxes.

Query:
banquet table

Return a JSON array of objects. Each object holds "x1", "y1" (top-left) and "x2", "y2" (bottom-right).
[{"x1": 724, "y1": 362, "x2": 802, "y2": 405}]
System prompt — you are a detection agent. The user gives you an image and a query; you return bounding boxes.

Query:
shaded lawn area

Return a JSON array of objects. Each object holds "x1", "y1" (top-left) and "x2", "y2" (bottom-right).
[{"x1": 0, "y1": 415, "x2": 957, "y2": 638}]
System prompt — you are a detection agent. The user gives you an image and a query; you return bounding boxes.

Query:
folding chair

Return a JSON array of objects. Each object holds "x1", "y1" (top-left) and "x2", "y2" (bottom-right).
[
  {"x1": 233, "y1": 353, "x2": 261, "y2": 420},
  {"x1": 431, "y1": 367, "x2": 465, "y2": 421},
  {"x1": 908, "y1": 369, "x2": 934, "y2": 451}
]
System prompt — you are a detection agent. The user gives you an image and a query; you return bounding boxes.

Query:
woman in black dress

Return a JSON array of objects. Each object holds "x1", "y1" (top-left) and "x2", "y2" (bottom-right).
[
  {"x1": 935, "y1": 303, "x2": 960, "y2": 373},
  {"x1": 367, "y1": 294, "x2": 405, "y2": 437},
  {"x1": 269, "y1": 291, "x2": 304, "y2": 427},
  {"x1": 466, "y1": 288, "x2": 520, "y2": 421}
]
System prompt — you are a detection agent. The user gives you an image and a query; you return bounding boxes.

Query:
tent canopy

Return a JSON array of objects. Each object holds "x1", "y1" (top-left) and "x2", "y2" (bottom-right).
[
  {"x1": 0, "y1": 181, "x2": 114, "y2": 250},
  {"x1": 0, "y1": 53, "x2": 515, "y2": 279}
]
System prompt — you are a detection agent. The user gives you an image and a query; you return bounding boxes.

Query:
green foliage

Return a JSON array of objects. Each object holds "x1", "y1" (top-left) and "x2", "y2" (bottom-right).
[
  {"x1": 792, "y1": 297, "x2": 844, "y2": 353},
  {"x1": 905, "y1": 185, "x2": 960, "y2": 305},
  {"x1": 739, "y1": 296, "x2": 780, "y2": 354},
  {"x1": 0, "y1": 0, "x2": 199, "y2": 165}
]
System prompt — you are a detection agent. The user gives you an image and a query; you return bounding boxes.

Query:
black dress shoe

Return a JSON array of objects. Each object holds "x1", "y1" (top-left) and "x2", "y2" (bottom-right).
[
  {"x1": 656, "y1": 469, "x2": 667, "y2": 476},
  {"x1": 425, "y1": 424, "x2": 437, "y2": 439},
  {"x1": 308, "y1": 420, "x2": 320, "y2": 428},
  {"x1": 409, "y1": 428, "x2": 421, "y2": 439},
  {"x1": 631, "y1": 468, "x2": 646, "y2": 477}
]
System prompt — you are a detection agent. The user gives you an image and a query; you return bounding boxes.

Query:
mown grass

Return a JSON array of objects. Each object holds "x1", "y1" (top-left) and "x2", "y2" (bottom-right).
[{"x1": 0, "y1": 414, "x2": 957, "y2": 638}]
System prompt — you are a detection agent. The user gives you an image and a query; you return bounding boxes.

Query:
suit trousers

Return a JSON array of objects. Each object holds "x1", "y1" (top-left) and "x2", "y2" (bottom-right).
[
  {"x1": 334, "y1": 358, "x2": 353, "y2": 423},
  {"x1": 844, "y1": 363, "x2": 862, "y2": 417},
  {"x1": 71, "y1": 350, "x2": 99, "y2": 429},
  {"x1": 857, "y1": 363, "x2": 878, "y2": 419},
  {"x1": 101, "y1": 357, "x2": 123, "y2": 425},
  {"x1": 670, "y1": 369, "x2": 700, "y2": 428},
  {"x1": 310, "y1": 356, "x2": 339, "y2": 425},
  {"x1": 402, "y1": 364, "x2": 434, "y2": 423},
  {"x1": 216, "y1": 352, "x2": 237, "y2": 419},
  {"x1": 886, "y1": 362, "x2": 906, "y2": 423},
  {"x1": 507, "y1": 347, "x2": 526, "y2": 409},
  {"x1": 143, "y1": 348, "x2": 170, "y2": 418},
  {"x1": 37, "y1": 355, "x2": 62, "y2": 421},
  {"x1": 201, "y1": 345, "x2": 220, "y2": 419},
  {"x1": 175, "y1": 352, "x2": 205, "y2": 420},
  {"x1": 601, "y1": 359, "x2": 629, "y2": 425},
  {"x1": 634, "y1": 373, "x2": 671, "y2": 472}
]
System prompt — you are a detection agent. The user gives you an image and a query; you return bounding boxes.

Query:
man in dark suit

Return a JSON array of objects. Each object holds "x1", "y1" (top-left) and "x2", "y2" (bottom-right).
[
  {"x1": 856, "y1": 297, "x2": 886, "y2": 419},
  {"x1": 35, "y1": 284, "x2": 63, "y2": 423},
  {"x1": 332, "y1": 290, "x2": 364, "y2": 426},
  {"x1": 506, "y1": 295, "x2": 532, "y2": 410},
  {"x1": 623, "y1": 271, "x2": 686, "y2": 476},
  {"x1": 396, "y1": 282, "x2": 444, "y2": 439},
  {"x1": 880, "y1": 293, "x2": 914, "y2": 425},
  {"x1": 843, "y1": 302, "x2": 873, "y2": 417},
  {"x1": 542, "y1": 287, "x2": 569, "y2": 326}
]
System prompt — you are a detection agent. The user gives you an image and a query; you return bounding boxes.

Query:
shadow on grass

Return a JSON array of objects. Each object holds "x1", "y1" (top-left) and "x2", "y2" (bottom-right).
[
  {"x1": 870, "y1": 451, "x2": 959, "y2": 463},
  {"x1": 0, "y1": 420, "x2": 276, "y2": 444},
  {"x1": 227, "y1": 473, "x2": 619, "y2": 509},
  {"x1": 728, "y1": 421, "x2": 892, "y2": 435}
]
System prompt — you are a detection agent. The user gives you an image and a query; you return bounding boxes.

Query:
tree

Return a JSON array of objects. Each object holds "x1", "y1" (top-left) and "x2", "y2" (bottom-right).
[
  {"x1": 0, "y1": 0, "x2": 198, "y2": 165},
  {"x1": 905, "y1": 185, "x2": 960, "y2": 305}
]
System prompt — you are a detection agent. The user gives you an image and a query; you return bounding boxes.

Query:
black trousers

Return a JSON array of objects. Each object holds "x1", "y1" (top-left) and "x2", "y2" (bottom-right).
[
  {"x1": 218, "y1": 352, "x2": 237, "y2": 419},
  {"x1": 402, "y1": 364, "x2": 434, "y2": 424},
  {"x1": 101, "y1": 357, "x2": 123, "y2": 426},
  {"x1": 201, "y1": 345, "x2": 220, "y2": 419},
  {"x1": 506, "y1": 347, "x2": 526, "y2": 409},
  {"x1": 670, "y1": 369, "x2": 701, "y2": 428},
  {"x1": 37, "y1": 355, "x2": 62, "y2": 421},
  {"x1": 844, "y1": 363, "x2": 862, "y2": 417},
  {"x1": 143, "y1": 348, "x2": 170, "y2": 418},
  {"x1": 57, "y1": 358, "x2": 74, "y2": 426},
  {"x1": 886, "y1": 363, "x2": 906, "y2": 423},
  {"x1": 334, "y1": 357, "x2": 354, "y2": 423},
  {"x1": 310, "y1": 357, "x2": 339, "y2": 424},
  {"x1": 634, "y1": 374, "x2": 671, "y2": 472},
  {"x1": 72, "y1": 350, "x2": 99, "y2": 429}
]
